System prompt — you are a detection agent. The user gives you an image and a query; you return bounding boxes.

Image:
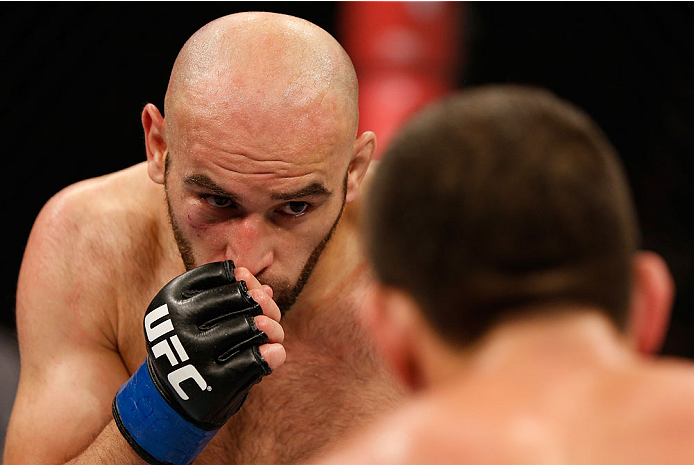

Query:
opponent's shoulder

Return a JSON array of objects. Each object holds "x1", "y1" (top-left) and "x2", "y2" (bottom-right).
[
  {"x1": 307, "y1": 402, "x2": 420, "y2": 465},
  {"x1": 313, "y1": 393, "x2": 472, "y2": 465},
  {"x1": 393, "y1": 385, "x2": 553, "y2": 464},
  {"x1": 634, "y1": 357, "x2": 694, "y2": 425}
]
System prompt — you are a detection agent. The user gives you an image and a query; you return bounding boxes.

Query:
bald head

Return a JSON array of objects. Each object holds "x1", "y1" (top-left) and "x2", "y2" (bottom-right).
[{"x1": 164, "y1": 12, "x2": 359, "y2": 150}]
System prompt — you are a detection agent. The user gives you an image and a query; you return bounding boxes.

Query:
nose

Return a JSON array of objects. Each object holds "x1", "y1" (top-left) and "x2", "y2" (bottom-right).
[{"x1": 224, "y1": 214, "x2": 274, "y2": 276}]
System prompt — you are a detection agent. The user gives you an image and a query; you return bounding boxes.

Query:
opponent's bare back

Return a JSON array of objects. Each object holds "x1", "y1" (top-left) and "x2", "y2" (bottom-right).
[
  {"x1": 315, "y1": 310, "x2": 694, "y2": 465},
  {"x1": 311, "y1": 86, "x2": 694, "y2": 465}
]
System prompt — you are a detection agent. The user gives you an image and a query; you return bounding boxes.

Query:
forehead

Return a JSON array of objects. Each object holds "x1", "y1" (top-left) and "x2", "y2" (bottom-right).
[
  {"x1": 168, "y1": 87, "x2": 350, "y2": 169},
  {"x1": 166, "y1": 101, "x2": 352, "y2": 197}
]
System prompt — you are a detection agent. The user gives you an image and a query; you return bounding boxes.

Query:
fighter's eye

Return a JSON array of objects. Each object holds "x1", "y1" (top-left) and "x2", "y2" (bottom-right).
[
  {"x1": 204, "y1": 195, "x2": 233, "y2": 208},
  {"x1": 278, "y1": 201, "x2": 310, "y2": 217}
]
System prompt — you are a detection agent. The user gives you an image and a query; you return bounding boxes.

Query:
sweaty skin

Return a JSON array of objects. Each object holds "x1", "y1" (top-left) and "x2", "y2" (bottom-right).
[
  {"x1": 310, "y1": 310, "x2": 694, "y2": 465},
  {"x1": 5, "y1": 12, "x2": 402, "y2": 465}
]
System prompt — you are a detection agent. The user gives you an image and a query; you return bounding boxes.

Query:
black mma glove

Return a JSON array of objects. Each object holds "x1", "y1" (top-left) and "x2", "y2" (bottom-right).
[{"x1": 113, "y1": 260, "x2": 272, "y2": 465}]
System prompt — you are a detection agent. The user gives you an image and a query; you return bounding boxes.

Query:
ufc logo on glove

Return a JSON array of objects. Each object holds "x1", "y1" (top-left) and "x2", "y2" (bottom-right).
[
  {"x1": 113, "y1": 261, "x2": 272, "y2": 465},
  {"x1": 145, "y1": 304, "x2": 208, "y2": 400}
]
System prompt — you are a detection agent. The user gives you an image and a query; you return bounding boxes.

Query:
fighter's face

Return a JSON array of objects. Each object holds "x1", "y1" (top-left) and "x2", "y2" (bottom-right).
[{"x1": 162, "y1": 103, "x2": 351, "y2": 313}]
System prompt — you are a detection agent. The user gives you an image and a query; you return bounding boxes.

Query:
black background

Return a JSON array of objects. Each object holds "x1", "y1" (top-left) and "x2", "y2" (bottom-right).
[{"x1": 2, "y1": 2, "x2": 693, "y2": 357}]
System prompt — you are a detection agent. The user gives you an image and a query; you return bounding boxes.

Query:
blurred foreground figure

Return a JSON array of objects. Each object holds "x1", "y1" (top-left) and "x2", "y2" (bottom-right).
[{"x1": 313, "y1": 85, "x2": 694, "y2": 464}]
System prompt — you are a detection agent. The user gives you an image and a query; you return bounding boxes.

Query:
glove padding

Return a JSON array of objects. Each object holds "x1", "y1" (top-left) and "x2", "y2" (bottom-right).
[
  {"x1": 114, "y1": 260, "x2": 272, "y2": 464},
  {"x1": 145, "y1": 259, "x2": 271, "y2": 428}
]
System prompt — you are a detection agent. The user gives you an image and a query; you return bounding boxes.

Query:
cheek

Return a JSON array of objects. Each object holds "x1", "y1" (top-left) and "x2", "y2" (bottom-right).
[
  {"x1": 167, "y1": 186, "x2": 206, "y2": 229},
  {"x1": 181, "y1": 202, "x2": 215, "y2": 231},
  {"x1": 187, "y1": 212, "x2": 211, "y2": 232},
  {"x1": 287, "y1": 204, "x2": 342, "y2": 254},
  {"x1": 176, "y1": 203, "x2": 226, "y2": 249}
]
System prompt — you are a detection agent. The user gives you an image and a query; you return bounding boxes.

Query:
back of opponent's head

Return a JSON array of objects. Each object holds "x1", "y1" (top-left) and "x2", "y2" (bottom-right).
[{"x1": 366, "y1": 85, "x2": 639, "y2": 347}]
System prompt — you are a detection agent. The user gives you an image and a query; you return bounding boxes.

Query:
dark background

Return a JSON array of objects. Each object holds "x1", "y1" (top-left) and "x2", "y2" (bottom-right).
[{"x1": 2, "y1": 2, "x2": 693, "y2": 358}]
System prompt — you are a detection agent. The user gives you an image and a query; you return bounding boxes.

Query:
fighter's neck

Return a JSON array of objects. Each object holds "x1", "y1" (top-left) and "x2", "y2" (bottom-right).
[{"x1": 425, "y1": 309, "x2": 637, "y2": 389}]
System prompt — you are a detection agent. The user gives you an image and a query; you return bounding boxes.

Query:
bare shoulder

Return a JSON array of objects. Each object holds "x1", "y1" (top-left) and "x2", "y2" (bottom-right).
[
  {"x1": 17, "y1": 162, "x2": 169, "y2": 348},
  {"x1": 635, "y1": 357, "x2": 694, "y2": 426},
  {"x1": 309, "y1": 393, "x2": 479, "y2": 465},
  {"x1": 26, "y1": 162, "x2": 166, "y2": 272},
  {"x1": 310, "y1": 383, "x2": 553, "y2": 465},
  {"x1": 306, "y1": 402, "x2": 421, "y2": 465},
  {"x1": 7, "y1": 163, "x2": 171, "y2": 463}
]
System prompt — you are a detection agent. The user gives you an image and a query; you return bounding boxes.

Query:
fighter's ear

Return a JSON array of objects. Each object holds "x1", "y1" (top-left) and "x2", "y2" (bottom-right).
[
  {"x1": 142, "y1": 103, "x2": 168, "y2": 185},
  {"x1": 626, "y1": 251, "x2": 675, "y2": 355},
  {"x1": 345, "y1": 131, "x2": 376, "y2": 204},
  {"x1": 362, "y1": 283, "x2": 421, "y2": 391}
]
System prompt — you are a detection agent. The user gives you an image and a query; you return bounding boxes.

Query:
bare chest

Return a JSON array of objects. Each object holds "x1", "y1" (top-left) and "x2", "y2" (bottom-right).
[
  {"x1": 115, "y1": 251, "x2": 403, "y2": 464},
  {"x1": 198, "y1": 298, "x2": 403, "y2": 465},
  {"x1": 115, "y1": 257, "x2": 185, "y2": 373}
]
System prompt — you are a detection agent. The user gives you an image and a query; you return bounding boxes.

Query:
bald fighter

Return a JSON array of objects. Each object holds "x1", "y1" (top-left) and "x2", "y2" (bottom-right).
[
  {"x1": 4, "y1": 12, "x2": 401, "y2": 465},
  {"x1": 312, "y1": 86, "x2": 694, "y2": 464}
]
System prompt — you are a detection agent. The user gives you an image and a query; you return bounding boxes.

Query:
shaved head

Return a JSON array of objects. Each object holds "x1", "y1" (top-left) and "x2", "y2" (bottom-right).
[
  {"x1": 149, "y1": 13, "x2": 374, "y2": 310},
  {"x1": 164, "y1": 12, "x2": 359, "y2": 155}
]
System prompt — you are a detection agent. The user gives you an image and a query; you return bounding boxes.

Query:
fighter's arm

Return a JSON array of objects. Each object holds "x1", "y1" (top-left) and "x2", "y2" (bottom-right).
[
  {"x1": 4, "y1": 187, "x2": 137, "y2": 464},
  {"x1": 61, "y1": 265, "x2": 284, "y2": 465}
]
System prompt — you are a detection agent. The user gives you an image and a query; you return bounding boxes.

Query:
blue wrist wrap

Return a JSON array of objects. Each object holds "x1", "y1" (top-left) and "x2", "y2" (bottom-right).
[{"x1": 113, "y1": 361, "x2": 218, "y2": 465}]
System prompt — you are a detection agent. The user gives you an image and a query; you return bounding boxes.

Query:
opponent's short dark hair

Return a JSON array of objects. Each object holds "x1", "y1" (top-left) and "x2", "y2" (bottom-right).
[{"x1": 366, "y1": 85, "x2": 639, "y2": 347}]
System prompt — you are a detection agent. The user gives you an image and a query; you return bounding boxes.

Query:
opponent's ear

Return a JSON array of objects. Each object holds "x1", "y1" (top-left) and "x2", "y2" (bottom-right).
[
  {"x1": 142, "y1": 103, "x2": 168, "y2": 185},
  {"x1": 345, "y1": 131, "x2": 376, "y2": 204},
  {"x1": 627, "y1": 251, "x2": 675, "y2": 355},
  {"x1": 362, "y1": 284, "x2": 421, "y2": 391}
]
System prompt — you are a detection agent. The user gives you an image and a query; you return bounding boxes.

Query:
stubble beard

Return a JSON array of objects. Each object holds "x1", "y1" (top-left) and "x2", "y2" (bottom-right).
[{"x1": 165, "y1": 167, "x2": 347, "y2": 314}]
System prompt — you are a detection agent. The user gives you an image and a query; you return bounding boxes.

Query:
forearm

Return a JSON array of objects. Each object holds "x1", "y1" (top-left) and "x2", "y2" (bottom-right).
[
  {"x1": 4, "y1": 419, "x2": 143, "y2": 465},
  {"x1": 65, "y1": 421, "x2": 145, "y2": 465},
  {"x1": 36, "y1": 261, "x2": 280, "y2": 465}
]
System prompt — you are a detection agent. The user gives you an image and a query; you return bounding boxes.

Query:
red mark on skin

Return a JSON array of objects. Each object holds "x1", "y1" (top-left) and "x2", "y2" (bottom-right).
[{"x1": 188, "y1": 214, "x2": 210, "y2": 231}]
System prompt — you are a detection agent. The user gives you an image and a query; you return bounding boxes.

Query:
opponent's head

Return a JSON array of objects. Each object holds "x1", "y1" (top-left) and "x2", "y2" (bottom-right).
[
  {"x1": 364, "y1": 85, "x2": 674, "y2": 383},
  {"x1": 143, "y1": 12, "x2": 374, "y2": 312}
]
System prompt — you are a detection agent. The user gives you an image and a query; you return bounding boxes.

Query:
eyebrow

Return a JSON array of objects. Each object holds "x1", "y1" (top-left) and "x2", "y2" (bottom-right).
[
  {"x1": 183, "y1": 174, "x2": 332, "y2": 202},
  {"x1": 270, "y1": 183, "x2": 333, "y2": 201},
  {"x1": 183, "y1": 174, "x2": 239, "y2": 202}
]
